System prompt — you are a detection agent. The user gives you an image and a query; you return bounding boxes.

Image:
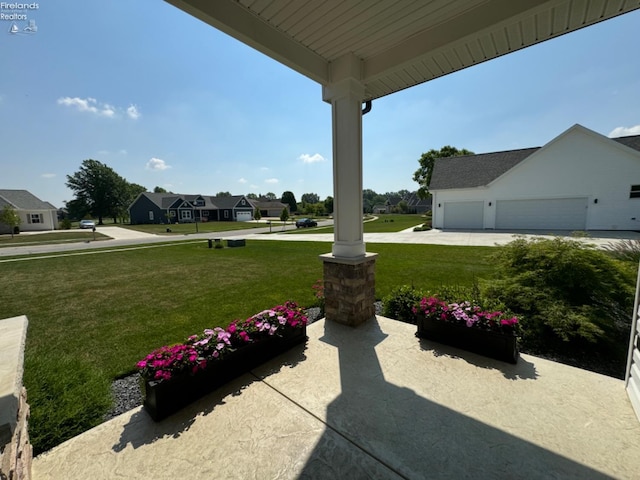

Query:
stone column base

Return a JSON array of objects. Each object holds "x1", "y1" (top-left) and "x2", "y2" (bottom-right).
[{"x1": 320, "y1": 253, "x2": 377, "y2": 327}]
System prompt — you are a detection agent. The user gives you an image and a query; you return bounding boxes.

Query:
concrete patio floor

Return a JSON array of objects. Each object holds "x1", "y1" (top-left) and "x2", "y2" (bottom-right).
[{"x1": 33, "y1": 316, "x2": 640, "y2": 479}]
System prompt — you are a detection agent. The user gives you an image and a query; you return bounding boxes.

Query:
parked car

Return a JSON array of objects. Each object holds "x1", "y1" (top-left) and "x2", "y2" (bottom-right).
[
  {"x1": 295, "y1": 218, "x2": 318, "y2": 228},
  {"x1": 79, "y1": 219, "x2": 96, "y2": 229}
]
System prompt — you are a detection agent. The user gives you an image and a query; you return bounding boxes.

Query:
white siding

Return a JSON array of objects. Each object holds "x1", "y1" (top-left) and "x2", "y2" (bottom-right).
[
  {"x1": 626, "y1": 261, "x2": 640, "y2": 422},
  {"x1": 431, "y1": 126, "x2": 640, "y2": 231}
]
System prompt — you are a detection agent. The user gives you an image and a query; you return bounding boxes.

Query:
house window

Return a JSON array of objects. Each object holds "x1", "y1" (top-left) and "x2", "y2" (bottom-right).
[
  {"x1": 241, "y1": 199, "x2": 246, "y2": 205},
  {"x1": 28, "y1": 213, "x2": 43, "y2": 224},
  {"x1": 149, "y1": 211, "x2": 154, "y2": 221},
  {"x1": 202, "y1": 210, "x2": 209, "y2": 217},
  {"x1": 631, "y1": 185, "x2": 640, "y2": 198},
  {"x1": 181, "y1": 210, "x2": 192, "y2": 220},
  {"x1": 224, "y1": 210, "x2": 229, "y2": 218}
]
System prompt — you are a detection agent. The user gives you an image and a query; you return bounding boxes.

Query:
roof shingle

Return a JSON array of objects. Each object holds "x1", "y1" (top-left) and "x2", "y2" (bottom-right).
[{"x1": 429, "y1": 148, "x2": 539, "y2": 190}]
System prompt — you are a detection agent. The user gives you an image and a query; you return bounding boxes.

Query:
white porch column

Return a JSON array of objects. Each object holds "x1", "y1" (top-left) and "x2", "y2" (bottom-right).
[
  {"x1": 320, "y1": 55, "x2": 377, "y2": 327},
  {"x1": 322, "y1": 76, "x2": 366, "y2": 258}
]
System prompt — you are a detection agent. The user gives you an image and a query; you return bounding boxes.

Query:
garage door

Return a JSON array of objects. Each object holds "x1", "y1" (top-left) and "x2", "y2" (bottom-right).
[
  {"x1": 495, "y1": 198, "x2": 587, "y2": 230},
  {"x1": 236, "y1": 211, "x2": 252, "y2": 222},
  {"x1": 443, "y1": 201, "x2": 484, "y2": 229}
]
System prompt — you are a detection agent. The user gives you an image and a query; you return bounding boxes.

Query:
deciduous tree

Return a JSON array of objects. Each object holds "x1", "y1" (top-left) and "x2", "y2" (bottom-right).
[
  {"x1": 301, "y1": 192, "x2": 319, "y2": 205},
  {"x1": 0, "y1": 205, "x2": 20, "y2": 238},
  {"x1": 281, "y1": 191, "x2": 297, "y2": 212},
  {"x1": 413, "y1": 146, "x2": 473, "y2": 198},
  {"x1": 66, "y1": 159, "x2": 128, "y2": 225}
]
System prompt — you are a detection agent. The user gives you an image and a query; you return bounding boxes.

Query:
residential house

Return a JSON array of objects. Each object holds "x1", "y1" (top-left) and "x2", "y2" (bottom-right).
[
  {"x1": 254, "y1": 197, "x2": 290, "y2": 218},
  {"x1": 372, "y1": 193, "x2": 432, "y2": 214},
  {"x1": 128, "y1": 192, "x2": 256, "y2": 224},
  {"x1": 0, "y1": 189, "x2": 58, "y2": 233},
  {"x1": 429, "y1": 124, "x2": 640, "y2": 231}
]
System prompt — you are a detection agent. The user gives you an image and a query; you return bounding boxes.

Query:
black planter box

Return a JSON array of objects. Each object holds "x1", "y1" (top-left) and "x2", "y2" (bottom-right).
[
  {"x1": 142, "y1": 327, "x2": 307, "y2": 421},
  {"x1": 416, "y1": 316, "x2": 518, "y2": 364}
]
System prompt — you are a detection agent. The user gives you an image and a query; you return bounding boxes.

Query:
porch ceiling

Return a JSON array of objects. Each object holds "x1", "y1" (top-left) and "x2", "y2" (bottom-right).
[{"x1": 165, "y1": 0, "x2": 640, "y2": 101}]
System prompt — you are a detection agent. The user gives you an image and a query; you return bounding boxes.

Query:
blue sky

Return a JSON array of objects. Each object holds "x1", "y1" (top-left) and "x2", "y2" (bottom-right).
[{"x1": 1, "y1": 1, "x2": 639, "y2": 209}]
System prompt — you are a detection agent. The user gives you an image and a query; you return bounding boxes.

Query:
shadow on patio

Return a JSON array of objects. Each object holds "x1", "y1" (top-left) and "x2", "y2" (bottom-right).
[{"x1": 33, "y1": 317, "x2": 640, "y2": 479}]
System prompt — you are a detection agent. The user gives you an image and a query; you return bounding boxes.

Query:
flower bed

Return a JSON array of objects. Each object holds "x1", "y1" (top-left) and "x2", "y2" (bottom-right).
[
  {"x1": 137, "y1": 301, "x2": 308, "y2": 421},
  {"x1": 414, "y1": 297, "x2": 519, "y2": 363}
]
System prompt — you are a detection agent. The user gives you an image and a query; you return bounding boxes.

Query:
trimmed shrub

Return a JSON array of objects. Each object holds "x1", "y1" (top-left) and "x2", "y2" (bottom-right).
[
  {"x1": 482, "y1": 237, "x2": 634, "y2": 361},
  {"x1": 382, "y1": 285, "x2": 425, "y2": 324}
]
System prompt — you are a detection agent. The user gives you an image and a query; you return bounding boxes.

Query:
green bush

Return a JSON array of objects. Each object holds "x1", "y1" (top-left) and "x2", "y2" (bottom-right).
[
  {"x1": 59, "y1": 218, "x2": 72, "y2": 230},
  {"x1": 483, "y1": 237, "x2": 634, "y2": 358},
  {"x1": 382, "y1": 285, "x2": 425, "y2": 324},
  {"x1": 602, "y1": 239, "x2": 640, "y2": 264}
]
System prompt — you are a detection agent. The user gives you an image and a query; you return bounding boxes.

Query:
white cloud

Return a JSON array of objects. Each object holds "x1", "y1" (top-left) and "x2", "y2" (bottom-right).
[
  {"x1": 97, "y1": 149, "x2": 127, "y2": 156},
  {"x1": 299, "y1": 153, "x2": 326, "y2": 164},
  {"x1": 57, "y1": 96, "x2": 140, "y2": 120},
  {"x1": 146, "y1": 157, "x2": 171, "y2": 171},
  {"x1": 609, "y1": 125, "x2": 640, "y2": 137},
  {"x1": 260, "y1": 167, "x2": 270, "y2": 172},
  {"x1": 238, "y1": 178, "x2": 248, "y2": 184},
  {"x1": 265, "y1": 178, "x2": 279, "y2": 184},
  {"x1": 102, "y1": 103, "x2": 116, "y2": 118},
  {"x1": 41, "y1": 173, "x2": 56, "y2": 178},
  {"x1": 126, "y1": 104, "x2": 141, "y2": 120},
  {"x1": 250, "y1": 184, "x2": 259, "y2": 190}
]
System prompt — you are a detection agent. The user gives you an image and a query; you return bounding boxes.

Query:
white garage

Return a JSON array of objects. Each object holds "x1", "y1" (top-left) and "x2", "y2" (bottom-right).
[
  {"x1": 495, "y1": 198, "x2": 588, "y2": 230},
  {"x1": 443, "y1": 202, "x2": 484, "y2": 229},
  {"x1": 236, "y1": 211, "x2": 253, "y2": 222},
  {"x1": 430, "y1": 124, "x2": 640, "y2": 231}
]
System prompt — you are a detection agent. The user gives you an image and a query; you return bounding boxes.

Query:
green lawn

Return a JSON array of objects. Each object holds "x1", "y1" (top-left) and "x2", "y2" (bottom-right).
[
  {"x1": 0, "y1": 240, "x2": 494, "y2": 454},
  {"x1": 0, "y1": 231, "x2": 111, "y2": 247},
  {"x1": 287, "y1": 213, "x2": 428, "y2": 234},
  {"x1": 121, "y1": 220, "x2": 291, "y2": 235}
]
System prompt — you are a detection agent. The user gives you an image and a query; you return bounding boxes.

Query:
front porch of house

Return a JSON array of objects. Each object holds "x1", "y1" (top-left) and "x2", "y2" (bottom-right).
[{"x1": 33, "y1": 315, "x2": 640, "y2": 479}]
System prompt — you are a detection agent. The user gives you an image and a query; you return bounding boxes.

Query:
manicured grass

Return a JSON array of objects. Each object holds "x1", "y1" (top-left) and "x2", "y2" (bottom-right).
[
  {"x1": 0, "y1": 240, "x2": 494, "y2": 454},
  {"x1": 121, "y1": 220, "x2": 290, "y2": 235},
  {"x1": 0, "y1": 231, "x2": 110, "y2": 247},
  {"x1": 364, "y1": 214, "x2": 429, "y2": 232},
  {"x1": 287, "y1": 213, "x2": 428, "y2": 234}
]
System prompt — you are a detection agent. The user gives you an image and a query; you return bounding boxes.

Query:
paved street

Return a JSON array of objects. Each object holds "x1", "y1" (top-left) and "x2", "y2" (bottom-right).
[{"x1": 1, "y1": 222, "x2": 639, "y2": 259}]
